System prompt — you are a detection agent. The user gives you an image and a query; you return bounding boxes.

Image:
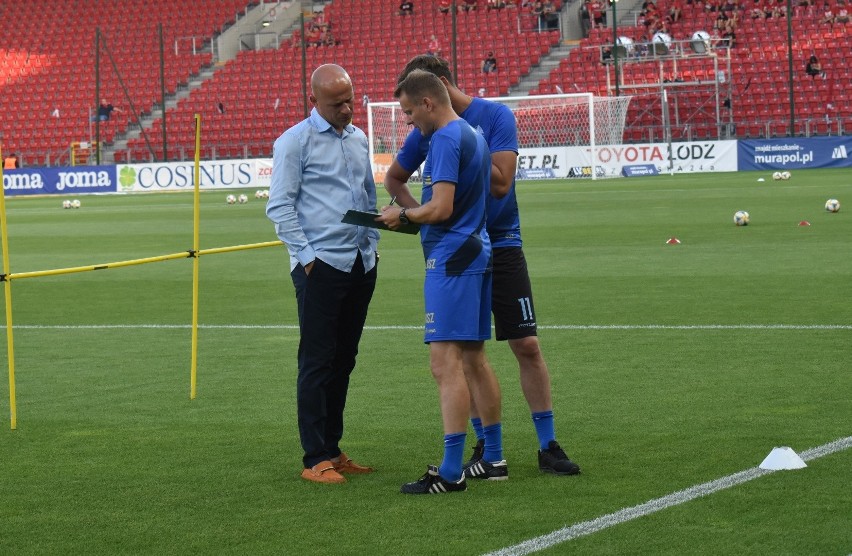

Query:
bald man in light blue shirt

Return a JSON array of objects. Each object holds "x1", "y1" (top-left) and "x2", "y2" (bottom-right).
[
  {"x1": 267, "y1": 113, "x2": 379, "y2": 273},
  {"x1": 266, "y1": 64, "x2": 379, "y2": 485}
]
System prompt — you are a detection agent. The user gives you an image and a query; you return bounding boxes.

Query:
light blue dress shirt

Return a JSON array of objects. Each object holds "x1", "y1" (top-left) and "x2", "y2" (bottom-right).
[{"x1": 266, "y1": 108, "x2": 380, "y2": 273}]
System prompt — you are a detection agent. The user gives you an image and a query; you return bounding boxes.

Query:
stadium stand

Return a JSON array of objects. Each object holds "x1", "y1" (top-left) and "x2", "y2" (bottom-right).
[
  {"x1": 534, "y1": 0, "x2": 852, "y2": 141},
  {"x1": 0, "y1": 0, "x2": 247, "y2": 166},
  {"x1": 1, "y1": 0, "x2": 847, "y2": 164},
  {"x1": 119, "y1": 0, "x2": 561, "y2": 162}
]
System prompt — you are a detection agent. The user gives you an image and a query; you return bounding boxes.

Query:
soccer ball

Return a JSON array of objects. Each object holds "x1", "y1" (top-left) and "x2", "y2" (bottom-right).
[
  {"x1": 780, "y1": 171, "x2": 791, "y2": 180},
  {"x1": 238, "y1": 194, "x2": 248, "y2": 204},
  {"x1": 825, "y1": 198, "x2": 840, "y2": 213},
  {"x1": 734, "y1": 210, "x2": 749, "y2": 226},
  {"x1": 254, "y1": 189, "x2": 264, "y2": 199},
  {"x1": 62, "y1": 200, "x2": 72, "y2": 209},
  {"x1": 71, "y1": 199, "x2": 81, "y2": 209},
  {"x1": 261, "y1": 189, "x2": 269, "y2": 198},
  {"x1": 226, "y1": 194, "x2": 237, "y2": 205},
  {"x1": 772, "y1": 171, "x2": 782, "y2": 181}
]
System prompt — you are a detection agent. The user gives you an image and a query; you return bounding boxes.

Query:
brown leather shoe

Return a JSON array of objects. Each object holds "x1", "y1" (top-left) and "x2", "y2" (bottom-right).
[
  {"x1": 301, "y1": 460, "x2": 346, "y2": 484},
  {"x1": 332, "y1": 452, "x2": 374, "y2": 474}
]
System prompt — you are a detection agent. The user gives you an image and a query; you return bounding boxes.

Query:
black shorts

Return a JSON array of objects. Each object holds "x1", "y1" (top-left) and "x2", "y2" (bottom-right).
[{"x1": 491, "y1": 246, "x2": 538, "y2": 341}]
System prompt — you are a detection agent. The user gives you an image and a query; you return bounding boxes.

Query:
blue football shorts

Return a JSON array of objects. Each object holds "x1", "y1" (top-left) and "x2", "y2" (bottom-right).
[{"x1": 423, "y1": 271, "x2": 492, "y2": 343}]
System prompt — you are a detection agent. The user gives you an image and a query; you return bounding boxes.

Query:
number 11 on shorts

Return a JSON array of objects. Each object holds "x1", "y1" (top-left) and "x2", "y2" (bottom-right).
[{"x1": 518, "y1": 297, "x2": 534, "y2": 321}]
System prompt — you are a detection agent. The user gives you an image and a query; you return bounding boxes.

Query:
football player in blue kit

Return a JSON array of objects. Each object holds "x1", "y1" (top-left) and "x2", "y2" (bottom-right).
[
  {"x1": 384, "y1": 55, "x2": 581, "y2": 478},
  {"x1": 377, "y1": 70, "x2": 503, "y2": 494}
]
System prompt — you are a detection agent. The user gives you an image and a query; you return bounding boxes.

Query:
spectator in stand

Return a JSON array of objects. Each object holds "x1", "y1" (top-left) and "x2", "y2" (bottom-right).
[
  {"x1": 819, "y1": 2, "x2": 835, "y2": 22},
  {"x1": 806, "y1": 54, "x2": 826, "y2": 78},
  {"x1": 836, "y1": 5, "x2": 850, "y2": 21},
  {"x1": 580, "y1": 1, "x2": 592, "y2": 34},
  {"x1": 668, "y1": 0, "x2": 683, "y2": 21},
  {"x1": 531, "y1": 0, "x2": 544, "y2": 22},
  {"x1": 399, "y1": 1, "x2": 414, "y2": 15},
  {"x1": 714, "y1": 11, "x2": 729, "y2": 30},
  {"x1": 311, "y1": 10, "x2": 329, "y2": 31},
  {"x1": 729, "y1": 7, "x2": 741, "y2": 27},
  {"x1": 601, "y1": 45, "x2": 613, "y2": 64},
  {"x1": 460, "y1": 0, "x2": 478, "y2": 11},
  {"x1": 305, "y1": 25, "x2": 323, "y2": 47},
  {"x1": 94, "y1": 99, "x2": 122, "y2": 122},
  {"x1": 427, "y1": 34, "x2": 442, "y2": 56},
  {"x1": 720, "y1": 19, "x2": 737, "y2": 47},
  {"x1": 639, "y1": 0, "x2": 656, "y2": 22},
  {"x1": 636, "y1": 33, "x2": 650, "y2": 56},
  {"x1": 590, "y1": 0, "x2": 605, "y2": 28},
  {"x1": 641, "y1": 1, "x2": 661, "y2": 28},
  {"x1": 482, "y1": 51, "x2": 498, "y2": 73},
  {"x1": 439, "y1": 0, "x2": 452, "y2": 13},
  {"x1": 488, "y1": 0, "x2": 507, "y2": 9},
  {"x1": 322, "y1": 28, "x2": 339, "y2": 46},
  {"x1": 4, "y1": 152, "x2": 20, "y2": 169},
  {"x1": 542, "y1": 0, "x2": 559, "y2": 29}
]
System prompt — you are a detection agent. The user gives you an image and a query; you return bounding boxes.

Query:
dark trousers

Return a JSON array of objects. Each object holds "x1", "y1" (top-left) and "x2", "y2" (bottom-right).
[{"x1": 290, "y1": 255, "x2": 377, "y2": 468}]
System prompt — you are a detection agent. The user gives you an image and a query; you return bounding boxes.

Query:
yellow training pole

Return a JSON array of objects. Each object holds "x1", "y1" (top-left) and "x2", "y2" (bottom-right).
[
  {"x1": 0, "y1": 147, "x2": 18, "y2": 429},
  {"x1": 7, "y1": 251, "x2": 193, "y2": 281},
  {"x1": 190, "y1": 114, "x2": 201, "y2": 399},
  {"x1": 197, "y1": 241, "x2": 282, "y2": 257},
  {"x1": 5, "y1": 243, "x2": 283, "y2": 282}
]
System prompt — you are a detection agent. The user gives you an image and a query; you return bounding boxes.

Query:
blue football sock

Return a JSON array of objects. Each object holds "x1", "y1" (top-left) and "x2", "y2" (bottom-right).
[
  {"x1": 482, "y1": 422, "x2": 503, "y2": 462},
  {"x1": 438, "y1": 432, "x2": 467, "y2": 481},
  {"x1": 532, "y1": 410, "x2": 556, "y2": 451},
  {"x1": 471, "y1": 417, "x2": 485, "y2": 441}
]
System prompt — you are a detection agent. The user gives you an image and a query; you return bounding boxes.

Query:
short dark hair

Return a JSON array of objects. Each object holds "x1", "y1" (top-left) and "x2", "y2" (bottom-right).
[
  {"x1": 397, "y1": 55, "x2": 455, "y2": 86},
  {"x1": 394, "y1": 69, "x2": 451, "y2": 106}
]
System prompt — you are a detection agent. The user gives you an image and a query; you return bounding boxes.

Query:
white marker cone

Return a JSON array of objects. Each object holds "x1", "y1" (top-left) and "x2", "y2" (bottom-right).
[{"x1": 759, "y1": 446, "x2": 807, "y2": 470}]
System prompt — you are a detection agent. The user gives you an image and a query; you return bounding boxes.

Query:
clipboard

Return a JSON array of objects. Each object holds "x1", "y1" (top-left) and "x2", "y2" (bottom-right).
[{"x1": 342, "y1": 209, "x2": 420, "y2": 235}]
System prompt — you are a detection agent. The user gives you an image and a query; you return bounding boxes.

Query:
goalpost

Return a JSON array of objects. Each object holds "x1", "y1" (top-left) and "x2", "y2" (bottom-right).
[{"x1": 367, "y1": 93, "x2": 632, "y2": 180}]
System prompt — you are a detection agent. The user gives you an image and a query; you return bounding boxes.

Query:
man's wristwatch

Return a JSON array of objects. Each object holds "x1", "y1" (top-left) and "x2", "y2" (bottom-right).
[{"x1": 399, "y1": 208, "x2": 410, "y2": 225}]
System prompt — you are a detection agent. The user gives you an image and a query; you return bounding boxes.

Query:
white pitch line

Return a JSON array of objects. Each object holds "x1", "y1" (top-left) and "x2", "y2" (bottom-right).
[
  {"x1": 4, "y1": 324, "x2": 852, "y2": 331},
  {"x1": 483, "y1": 436, "x2": 852, "y2": 556},
  {"x1": 547, "y1": 324, "x2": 852, "y2": 330}
]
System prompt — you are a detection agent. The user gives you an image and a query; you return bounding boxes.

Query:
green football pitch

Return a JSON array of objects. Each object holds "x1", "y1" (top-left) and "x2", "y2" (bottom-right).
[{"x1": 1, "y1": 169, "x2": 850, "y2": 555}]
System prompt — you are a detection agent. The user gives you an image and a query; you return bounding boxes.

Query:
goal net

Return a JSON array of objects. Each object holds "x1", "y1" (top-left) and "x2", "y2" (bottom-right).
[{"x1": 367, "y1": 93, "x2": 632, "y2": 181}]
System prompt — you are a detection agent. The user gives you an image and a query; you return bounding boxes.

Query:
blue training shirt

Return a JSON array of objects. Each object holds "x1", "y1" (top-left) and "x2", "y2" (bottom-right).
[
  {"x1": 420, "y1": 119, "x2": 492, "y2": 277},
  {"x1": 395, "y1": 97, "x2": 521, "y2": 248}
]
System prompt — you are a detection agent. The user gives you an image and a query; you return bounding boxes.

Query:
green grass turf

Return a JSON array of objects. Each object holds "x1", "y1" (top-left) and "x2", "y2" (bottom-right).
[{"x1": 0, "y1": 169, "x2": 850, "y2": 555}]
